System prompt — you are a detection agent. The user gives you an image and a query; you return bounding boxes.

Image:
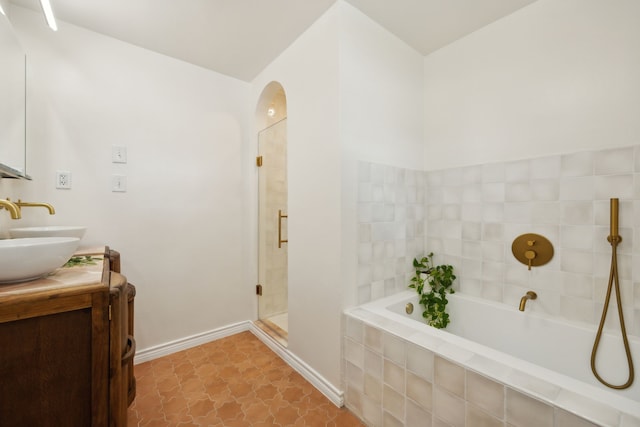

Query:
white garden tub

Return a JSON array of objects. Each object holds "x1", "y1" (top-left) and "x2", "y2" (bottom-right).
[{"x1": 346, "y1": 290, "x2": 640, "y2": 426}]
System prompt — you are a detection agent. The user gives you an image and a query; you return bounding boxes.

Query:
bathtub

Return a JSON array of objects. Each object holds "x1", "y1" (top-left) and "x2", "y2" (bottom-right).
[{"x1": 344, "y1": 290, "x2": 640, "y2": 427}]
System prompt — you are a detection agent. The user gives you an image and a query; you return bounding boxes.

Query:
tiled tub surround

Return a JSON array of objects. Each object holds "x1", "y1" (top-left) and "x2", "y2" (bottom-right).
[
  {"x1": 357, "y1": 163, "x2": 426, "y2": 304},
  {"x1": 357, "y1": 144, "x2": 640, "y2": 337},
  {"x1": 342, "y1": 292, "x2": 640, "y2": 427},
  {"x1": 351, "y1": 146, "x2": 640, "y2": 427}
]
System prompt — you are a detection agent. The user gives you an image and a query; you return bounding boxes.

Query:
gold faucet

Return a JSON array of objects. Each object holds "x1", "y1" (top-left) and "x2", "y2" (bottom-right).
[
  {"x1": 519, "y1": 291, "x2": 537, "y2": 311},
  {"x1": 14, "y1": 199, "x2": 56, "y2": 215},
  {"x1": 0, "y1": 199, "x2": 21, "y2": 219}
]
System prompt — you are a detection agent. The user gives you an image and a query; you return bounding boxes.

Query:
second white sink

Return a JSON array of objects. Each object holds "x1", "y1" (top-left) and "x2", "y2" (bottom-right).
[
  {"x1": 9, "y1": 226, "x2": 86, "y2": 239},
  {"x1": 0, "y1": 237, "x2": 80, "y2": 284}
]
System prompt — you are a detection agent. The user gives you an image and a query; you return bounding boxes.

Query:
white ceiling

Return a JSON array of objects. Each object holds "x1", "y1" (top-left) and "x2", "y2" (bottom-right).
[{"x1": 10, "y1": 0, "x2": 538, "y2": 82}]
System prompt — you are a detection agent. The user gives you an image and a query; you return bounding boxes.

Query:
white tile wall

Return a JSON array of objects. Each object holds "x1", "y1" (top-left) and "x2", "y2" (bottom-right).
[
  {"x1": 350, "y1": 149, "x2": 635, "y2": 424},
  {"x1": 357, "y1": 162, "x2": 426, "y2": 304},
  {"x1": 357, "y1": 145, "x2": 640, "y2": 337}
]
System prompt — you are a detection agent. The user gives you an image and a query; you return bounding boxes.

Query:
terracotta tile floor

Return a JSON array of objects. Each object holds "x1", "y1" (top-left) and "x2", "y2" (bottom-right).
[{"x1": 127, "y1": 331, "x2": 364, "y2": 426}]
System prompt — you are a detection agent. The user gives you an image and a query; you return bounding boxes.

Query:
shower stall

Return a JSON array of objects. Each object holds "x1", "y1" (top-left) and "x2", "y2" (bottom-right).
[{"x1": 256, "y1": 83, "x2": 288, "y2": 344}]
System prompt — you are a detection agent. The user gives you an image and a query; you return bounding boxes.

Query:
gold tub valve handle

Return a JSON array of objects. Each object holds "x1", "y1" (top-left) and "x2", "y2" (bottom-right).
[
  {"x1": 512, "y1": 234, "x2": 553, "y2": 270},
  {"x1": 524, "y1": 240, "x2": 536, "y2": 270},
  {"x1": 524, "y1": 250, "x2": 536, "y2": 270}
]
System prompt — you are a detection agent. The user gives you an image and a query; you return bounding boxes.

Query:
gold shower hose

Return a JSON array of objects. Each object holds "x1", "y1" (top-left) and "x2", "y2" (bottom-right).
[{"x1": 590, "y1": 198, "x2": 634, "y2": 389}]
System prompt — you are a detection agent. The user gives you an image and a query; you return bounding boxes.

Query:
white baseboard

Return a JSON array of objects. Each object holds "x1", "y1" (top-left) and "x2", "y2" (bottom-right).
[
  {"x1": 134, "y1": 320, "x2": 251, "y2": 364},
  {"x1": 132, "y1": 320, "x2": 344, "y2": 408},
  {"x1": 248, "y1": 323, "x2": 344, "y2": 408}
]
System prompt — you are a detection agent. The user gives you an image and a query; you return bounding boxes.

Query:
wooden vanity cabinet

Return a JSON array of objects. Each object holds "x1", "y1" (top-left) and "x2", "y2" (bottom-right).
[
  {"x1": 0, "y1": 247, "x2": 136, "y2": 427},
  {"x1": 108, "y1": 249, "x2": 137, "y2": 425},
  {"x1": 0, "y1": 286, "x2": 110, "y2": 426}
]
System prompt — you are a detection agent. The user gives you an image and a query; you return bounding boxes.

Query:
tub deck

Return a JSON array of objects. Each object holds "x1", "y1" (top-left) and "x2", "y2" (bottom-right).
[{"x1": 344, "y1": 290, "x2": 640, "y2": 427}]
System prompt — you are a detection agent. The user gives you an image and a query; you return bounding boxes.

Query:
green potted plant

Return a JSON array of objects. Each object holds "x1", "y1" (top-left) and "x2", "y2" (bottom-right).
[{"x1": 408, "y1": 253, "x2": 456, "y2": 329}]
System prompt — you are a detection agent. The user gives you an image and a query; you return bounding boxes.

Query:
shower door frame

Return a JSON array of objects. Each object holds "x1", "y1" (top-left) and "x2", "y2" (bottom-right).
[{"x1": 257, "y1": 118, "x2": 289, "y2": 332}]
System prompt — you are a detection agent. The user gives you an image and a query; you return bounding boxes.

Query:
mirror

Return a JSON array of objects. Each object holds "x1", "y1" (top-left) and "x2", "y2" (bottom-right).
[{"x1": 0, "y1": 7, "x2": 28, "y2": 179}]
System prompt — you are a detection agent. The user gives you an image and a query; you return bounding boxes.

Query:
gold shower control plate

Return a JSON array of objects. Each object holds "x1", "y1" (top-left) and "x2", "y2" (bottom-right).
[{"x1": 512, "y1": 233, "x2": 554, "y2": 270}]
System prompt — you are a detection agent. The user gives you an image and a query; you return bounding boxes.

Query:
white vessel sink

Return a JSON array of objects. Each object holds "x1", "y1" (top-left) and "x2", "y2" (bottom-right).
[
  {"x1": 0, "y1": 237, "x2": 80, "y2": 284},
  {"x1": 9, "y1": 226, "x2": 86, "y2": 239}
]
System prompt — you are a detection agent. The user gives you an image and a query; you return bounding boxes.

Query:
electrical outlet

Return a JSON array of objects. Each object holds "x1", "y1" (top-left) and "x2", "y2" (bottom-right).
[
  {"x1": 112, "y1": 175, "x2": 127, "y2": 192},
  {"x1": 112, "y1": 146, "x2": 127, "y2": 164},
  {"x1": 56, "y1": 171, "x2": 72, "y2": 189}
]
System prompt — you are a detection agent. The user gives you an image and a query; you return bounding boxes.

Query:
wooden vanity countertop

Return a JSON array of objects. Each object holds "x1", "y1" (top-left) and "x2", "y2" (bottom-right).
[{"x1": 0, "y1": 246, "x2": 110, "y2": 302}]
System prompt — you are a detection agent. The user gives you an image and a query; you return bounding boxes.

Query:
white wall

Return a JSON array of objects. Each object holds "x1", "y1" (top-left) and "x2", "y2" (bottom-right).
[
  {"x1": 250, "y1": 0, "x2": 425, "y2": 390},
  {"x1": 339, "y1": 2, "x2": 425, "y2": 307},
  {"x1": 251, "y1": 3, "x2": 343, "y2": 388},
  {"x1": 424, "y1": 0, "x2": 640, "y2": 170},
  {"x1": 10, "y1": 6, "x2": 252, "y2": 352}
]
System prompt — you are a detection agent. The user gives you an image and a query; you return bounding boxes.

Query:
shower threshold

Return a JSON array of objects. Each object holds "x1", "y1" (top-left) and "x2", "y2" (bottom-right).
[{"x1": 255, "y1": 313, "x2": 288, "y2": 347}]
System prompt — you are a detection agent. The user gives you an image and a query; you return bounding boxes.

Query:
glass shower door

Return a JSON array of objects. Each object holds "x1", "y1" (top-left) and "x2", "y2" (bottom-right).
[{"x1": 257, "y1": 118, "x2": 288, "y2": 337}]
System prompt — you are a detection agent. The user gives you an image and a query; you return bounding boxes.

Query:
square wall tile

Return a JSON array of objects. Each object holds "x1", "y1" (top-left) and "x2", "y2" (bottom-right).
[
  {"x1": 383, "y1": 411, "x2": 404, "y2": 427},
  {"x1": 362, "y1": 394, "x2": 382, "y2": 426},
  {"x1": 345, "y1": 338, "x2": 364, "y2": 368},
  {"x1": 531, "y1": 155, "x2": 561, "y2": 180},
  {"x1": 622, "y1": 413, "x2": 640, "y2": 427},
  {"x1": 434, "y1": 357, "x2": 465, "y2": 398},
  {"x1": 483, "y1": 183, "x2": 505, "y2": 203},
  {"x1": 504, "y1": 202, "x2": 532, "y2": 224},
  {"x1": 364, "y1": 373, "x2": 383, "y2": 404},
  {"x1": 562, "y1": 151, "x2": 593, "y2": 177},
  {"x1": 466, "y1": 404, "x2": 504, "y2": 427},
  {"x1": 505, "y1": 160, "x2": 530, "y2": 183},
  {"x1": 506, "y1": 389, "x2": 553, "y2": 427},
  {"x1": 345, "y1": 384, "x2": 363, "y2": 419},
  {"x1": 384, "y1": 359, "x2": 405, "y2": 394},
  {"x1": 463, "y1": 165, "x2": 483, "y2": 184},
  {"x1": 594, "y1": 174, "x2": 634, "y2": 200},
  {"x1": 561, "y1": 201, "x2": 593, "y2": 225},
  {"x1": 383, "y1": 385, "x2": 405, "y2": 421},
  {"x1": 531, "y1": 179, "x2": 559, "y2": 201},
  {"x1": 406, "y1": 400, "x2": 433, "y2": 427},
  {"x1": 560, "y1": 225, "x2": 594, "y2": 250},
  {"x1": 406, "y1": 371, "x2": 432, "y2": 411},
  {"x1": 443, "y1": 168, "x2": 463, "y2": 186},
  {"x1": 406, "y1": 342, "x2": 434, "y2": 381},
  {"x1": 531, "y1": 202, "x2": 560, "y2": 224},
  {"x1": 346, "y1": 317, "x2": 364, "y2": 343},
  {"x1": 561, "y1": 250, "x2": 593, "y2": 275},
  {"x1": 560, "y1": 176, "x2": 594, "y2": 201},
  {"x1": 482, "y1": 163, "x2": 505, "y2": 183},
  {"x1": 433, "y1": 417, "x2": 454, "y2": 427},
  {"x1": 466, "y1": 371, "x2": 505, "y2": 419},
  {"x1": 505, "y1": 182, "x2": 531, "y2": 202},
  {"x1": 365, "y1": 348, "x2": 383, "y2": 379},
  {"x1": 594, "y1": 146, "x2": 634, "y2": 175},
  {"x1": 434, "y1": 387, "x2": 465, "y2": 427},
  {"x1": 554, "y1": 408, "x2": 599, "y2": 427},
  {"x1": 383, "y1": 333, "x2": 406, "y2": 366},
  {"x1": 371, "y1": 164, "x2": 385, "y2": 184},
  {"x1": 345, "y1": 361, "x2": 364, "y2": 392},
  {"x1": 358, "y1": 162, "x2": 372, "y2": 182},
  {"x1": 463, "y1": 184, "x2": 483, "y2": 203},
  {"x1": 560, "y1": 295, "x2": 594, "y2": 323}
]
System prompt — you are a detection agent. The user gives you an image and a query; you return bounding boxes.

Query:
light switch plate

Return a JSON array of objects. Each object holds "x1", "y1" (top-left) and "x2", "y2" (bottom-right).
[
  {"x1": 112, "y1": 146, "x2": 127, "y2": 164},
  {"x1": 112, "y1": 175, "x2": 127, "y2": 192}
]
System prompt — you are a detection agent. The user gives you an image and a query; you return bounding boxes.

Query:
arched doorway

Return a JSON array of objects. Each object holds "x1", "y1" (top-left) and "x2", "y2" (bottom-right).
[{"x1": 256, "y1": 82, "x2": 288, "y2": 345}]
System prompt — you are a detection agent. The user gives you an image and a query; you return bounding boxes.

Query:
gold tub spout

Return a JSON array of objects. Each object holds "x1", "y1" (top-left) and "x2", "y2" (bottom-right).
[
  {"x1": 15, "y1": 199, "x2": 56, "y2": 215},
  {"x1": 0, "y1": 199, "x2": 21, "y2": 219},
  {"x1": 519, "y1": 291, "x2": 537, "y2": 311}
]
